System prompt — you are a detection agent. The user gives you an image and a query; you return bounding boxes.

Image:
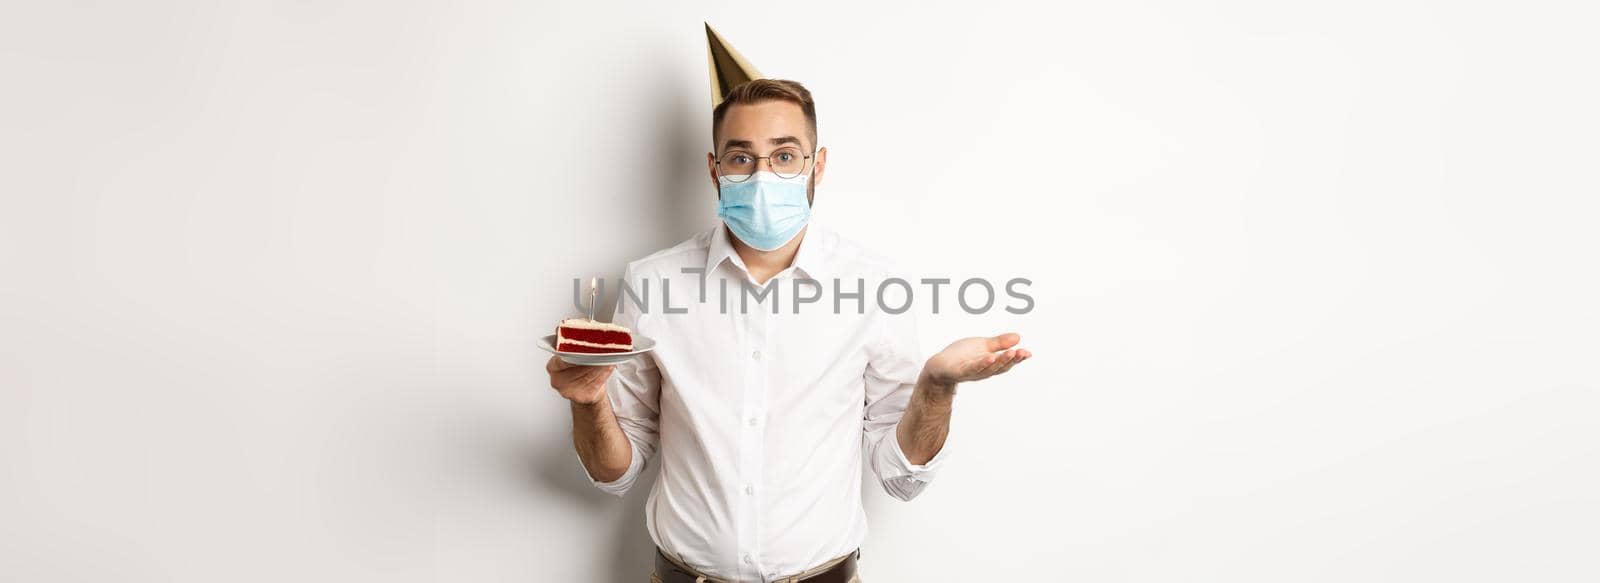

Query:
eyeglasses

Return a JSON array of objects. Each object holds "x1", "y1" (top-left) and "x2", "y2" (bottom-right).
[{"x1": 715, "y1": 146, "x2": 814, "y2": 182}]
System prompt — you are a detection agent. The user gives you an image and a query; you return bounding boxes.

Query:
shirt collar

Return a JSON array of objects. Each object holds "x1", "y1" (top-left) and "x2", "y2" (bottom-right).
[
  {"x1": 789, "y1": 225, "x2": 830, "y2": 281},
  {"x1": 704, "y1": 223, "x2": 830, "y2": 281},
  {"x1": 704, "y1": 223, "x2": 745, "y2": 276}
]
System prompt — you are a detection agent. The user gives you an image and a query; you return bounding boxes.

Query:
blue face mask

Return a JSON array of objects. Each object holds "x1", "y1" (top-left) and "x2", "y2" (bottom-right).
[{"x1": 716, "y1": 171, "x2": 812, "y2": 251}]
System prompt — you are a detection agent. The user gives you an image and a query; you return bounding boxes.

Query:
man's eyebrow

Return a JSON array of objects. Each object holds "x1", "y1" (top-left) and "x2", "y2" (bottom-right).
[
  {"x1": 769, "y1": 136, "x2": 802, "y2": 147},
  {"x1": 722, "y1": 139, "x2": 753, "y2": 151}
]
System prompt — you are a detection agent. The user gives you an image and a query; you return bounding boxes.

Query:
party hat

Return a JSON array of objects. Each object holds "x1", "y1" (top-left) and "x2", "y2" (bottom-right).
[{"x1": 705, "y1": 23, "x2": 764, "y2": 109}]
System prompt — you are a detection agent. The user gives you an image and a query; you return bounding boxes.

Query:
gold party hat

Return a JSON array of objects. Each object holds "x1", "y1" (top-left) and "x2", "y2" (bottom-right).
[{"x1": 705, "y1": 23, "x2": 763, "y2": 109}]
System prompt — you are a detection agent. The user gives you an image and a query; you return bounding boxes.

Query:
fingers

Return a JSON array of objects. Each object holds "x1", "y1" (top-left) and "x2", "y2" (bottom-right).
[
  {"x1": 964, "y1": 354, "x2": 999, "y2": 379},
  {"x1": 972, "y1": 348, "x2": 1030, "y2": 379},
  {"x1": 549, "y1": 363, "x2": 615, "y2": 389},
  {"x1": 982, "y1": 350, "x2": 1019, "y2": 376},
  {"x1": 575, "y1": 366, "x2": 614, "y2": 386},
  {"x1": 977, "y1": 353, "x2": 1004, "y2": 378},
  {"x1": 985, "y1": 332, "x2": 1022, "y2": 352},
  {"x1": 959, "y1": 351, "x2": 1006, "y2": 381},
  {"x1": 993, "y1": 348, "x2": 1031, "y2": 375},
  {"x1": 547, "y1": 356, "x2": 577, "y2": 373}
]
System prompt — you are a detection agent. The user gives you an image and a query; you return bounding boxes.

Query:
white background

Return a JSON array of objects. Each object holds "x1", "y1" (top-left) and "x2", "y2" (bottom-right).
[{"x1": 3, "y1": 1, "x2": 1597, "y2": 581}]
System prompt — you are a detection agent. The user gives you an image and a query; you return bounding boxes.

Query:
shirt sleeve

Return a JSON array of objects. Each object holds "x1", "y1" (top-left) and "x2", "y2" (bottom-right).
[
  {"x1": 579, "y1": 266, "x2": 662, "y2": 497},
  {"x1": 862, "y1": 306, "x2": 950, "y2": 501}
]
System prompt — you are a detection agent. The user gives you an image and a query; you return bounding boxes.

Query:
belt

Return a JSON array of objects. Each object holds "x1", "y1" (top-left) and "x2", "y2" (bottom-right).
[{"x1": 653, "y1": 548, "x2": 859, "y2": 583}]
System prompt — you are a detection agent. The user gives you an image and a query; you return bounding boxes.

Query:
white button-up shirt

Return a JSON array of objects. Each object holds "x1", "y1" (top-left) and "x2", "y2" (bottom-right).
[{"x1": 580, "y1": 223, "x2": 949, "y2": 582}]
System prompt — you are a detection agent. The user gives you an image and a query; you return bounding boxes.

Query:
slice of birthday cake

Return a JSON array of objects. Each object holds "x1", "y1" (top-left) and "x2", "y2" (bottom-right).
[{"x1": 555, "y1": 318, "x2": 634, "y2": 354}]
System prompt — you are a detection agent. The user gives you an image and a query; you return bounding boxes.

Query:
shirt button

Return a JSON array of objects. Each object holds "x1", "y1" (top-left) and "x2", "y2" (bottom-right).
[
  {"x1": 743, "y1": 554, "x2": 753, "y2": 565},
  {"x1": 744, "y1": 484, "x2": 754, "y2": 495},
  {"x1": 747, "y1": 417, "x2": 758, "y2": 427},
  {"x1": 751, "y1": 350, "x2": 762, "y2": 360}
]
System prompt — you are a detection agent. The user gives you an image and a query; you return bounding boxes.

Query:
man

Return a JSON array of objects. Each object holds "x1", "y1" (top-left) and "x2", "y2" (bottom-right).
[{"x1": 546, "y1": 77, "x2": 1030, "y2": 582}]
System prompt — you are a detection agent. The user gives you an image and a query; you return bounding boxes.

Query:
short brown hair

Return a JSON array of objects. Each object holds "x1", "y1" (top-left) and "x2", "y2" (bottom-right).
[{"x1": 711, "y1": 79, "x2": 818, "y2": 152}]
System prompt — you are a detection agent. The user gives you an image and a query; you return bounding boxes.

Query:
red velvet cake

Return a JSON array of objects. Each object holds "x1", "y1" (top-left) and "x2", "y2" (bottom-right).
[{"x1": 555, "y1": 318, "x2": 634, "y2": 354}]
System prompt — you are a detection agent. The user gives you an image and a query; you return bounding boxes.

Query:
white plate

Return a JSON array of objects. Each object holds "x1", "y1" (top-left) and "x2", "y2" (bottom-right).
[{"x1": 538, "y1": 333, "x2": 656, "y2": 366}]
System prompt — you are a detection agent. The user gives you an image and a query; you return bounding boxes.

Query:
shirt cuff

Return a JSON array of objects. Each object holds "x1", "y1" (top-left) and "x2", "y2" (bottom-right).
[
  {"x1": 883, "y1": 424, "x2": 952, "y2": 479},
  {"x1": 874, "y1": 423, "x2": 951, "y2": 500},
  {"x1": 577, "y1": 439, "x2": 646, "y2": 497}
]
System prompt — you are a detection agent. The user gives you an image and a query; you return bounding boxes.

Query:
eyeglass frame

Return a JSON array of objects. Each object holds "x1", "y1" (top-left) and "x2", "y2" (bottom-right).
[{"x1": 713, "y1": 146, "x2": 818, "y2": 182}]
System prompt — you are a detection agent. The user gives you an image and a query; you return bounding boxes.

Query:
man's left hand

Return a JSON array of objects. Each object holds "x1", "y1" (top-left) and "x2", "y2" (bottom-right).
[{"x1": 921, "y1": 332, "x2": 1031, "y2": 392}]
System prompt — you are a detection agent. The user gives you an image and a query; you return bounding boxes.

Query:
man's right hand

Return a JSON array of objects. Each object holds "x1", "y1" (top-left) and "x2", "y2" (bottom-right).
[{"x1": 546, "y1": 356, "x2": 615, "y2": 406}]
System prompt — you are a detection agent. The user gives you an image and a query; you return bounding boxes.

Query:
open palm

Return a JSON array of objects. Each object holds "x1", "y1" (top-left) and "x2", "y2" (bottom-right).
[{"x1": 923, "y1": 332, "x2": 1031, "y2": 386}]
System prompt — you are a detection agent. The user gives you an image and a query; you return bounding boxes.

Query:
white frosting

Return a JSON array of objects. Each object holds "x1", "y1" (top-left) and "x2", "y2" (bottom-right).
[
  {"x1": 557, "y1": 318, "x2": 632, "y2": 333},
  {"x1": 555, "y1": 337, "x2": 633, "y2": 350}
]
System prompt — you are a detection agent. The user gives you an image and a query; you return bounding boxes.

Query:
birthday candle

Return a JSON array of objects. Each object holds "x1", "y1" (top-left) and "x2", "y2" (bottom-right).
[{"x1": 586, "y1": 277, "x2": 597, "y2": 321}]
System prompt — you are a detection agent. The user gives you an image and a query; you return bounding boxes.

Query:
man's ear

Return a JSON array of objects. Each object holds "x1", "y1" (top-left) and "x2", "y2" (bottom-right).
[
  {"x1": 806, "y1": 146, "x2": 827, "y2": 206},
  {"x1": 706, "y1": 151, "x2": 719, "y2": 198},
  {"x1": 811, "y1": 146, "x2": 828, "y2": 189}
]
